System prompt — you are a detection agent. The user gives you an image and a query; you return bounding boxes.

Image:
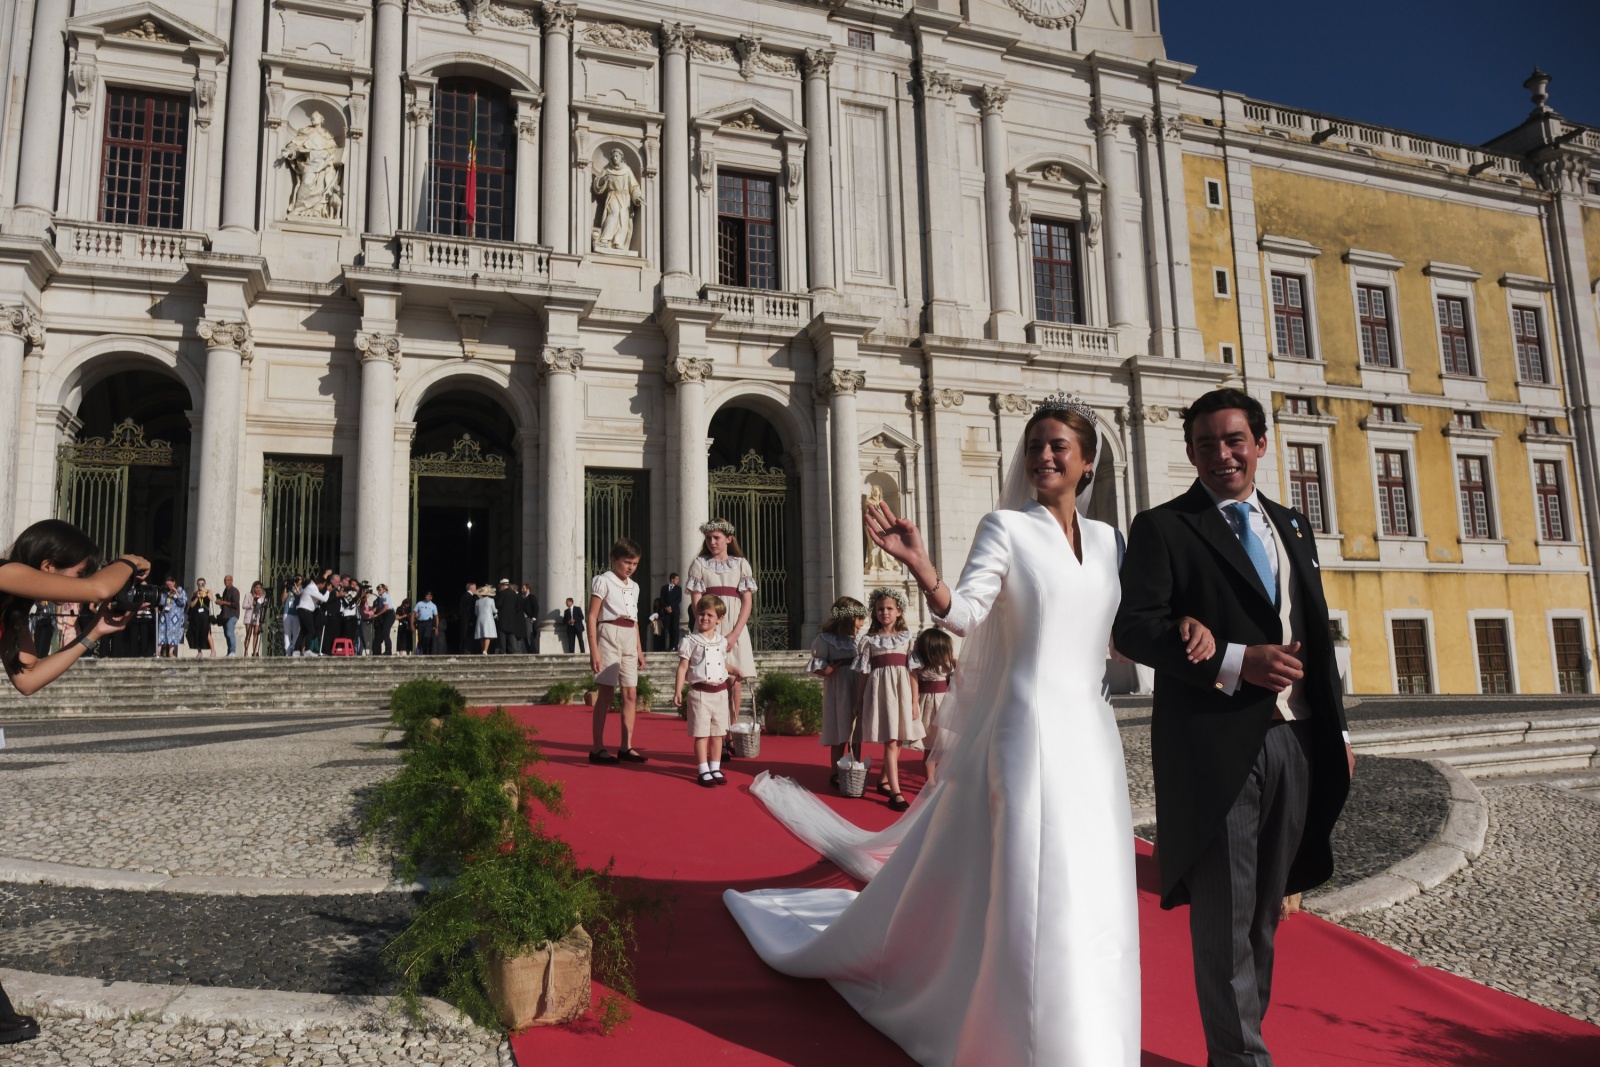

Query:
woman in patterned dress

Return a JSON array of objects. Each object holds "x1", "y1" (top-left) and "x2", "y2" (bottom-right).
[{"x1": 157, "y1": 577, "x2": 186, "y2": 657}]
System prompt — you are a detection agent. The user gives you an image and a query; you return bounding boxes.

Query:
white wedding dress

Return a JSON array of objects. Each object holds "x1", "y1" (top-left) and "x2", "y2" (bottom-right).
[{"x1": 724, "y1": 499, "x2": 1140, "y2": 1066}]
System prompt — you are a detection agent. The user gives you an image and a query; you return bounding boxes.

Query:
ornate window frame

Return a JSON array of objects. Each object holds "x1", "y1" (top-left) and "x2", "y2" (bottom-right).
[
  {"x1": 692, "y1": 99, "x2": 808, "y2": 294},
  {"x1": 1008, "y1": 155, "x2": 1107, "y2": 330}
]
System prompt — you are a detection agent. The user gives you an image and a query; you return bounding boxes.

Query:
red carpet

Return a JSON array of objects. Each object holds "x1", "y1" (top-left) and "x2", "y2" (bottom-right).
[{"x1": 498, "y1": 705, "x2": 1600, "y2": 1066}]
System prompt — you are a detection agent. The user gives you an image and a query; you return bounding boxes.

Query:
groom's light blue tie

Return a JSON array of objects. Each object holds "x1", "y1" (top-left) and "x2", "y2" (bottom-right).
[{"x1": 1226, "y1": 501, "x2": 1277, "y2": 606}]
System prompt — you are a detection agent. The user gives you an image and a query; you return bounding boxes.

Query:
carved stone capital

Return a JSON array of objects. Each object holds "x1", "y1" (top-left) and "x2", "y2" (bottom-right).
[
  {"x1": 907, "y1": 389, "x2": 926, "y2": 411},
  {"x1": 407, "y1": 101, "x2": 433, "y2": 127},
  {"x1": 666, "y1": 356, "x2": 713, "y2": 385},
  {"x1": 915, "y1": 63, "x2": 959, "y2": 101},
  {"x1": 817, "y1": 369, "x2": 866, "y2": 399},
  {"x1": 537, "y1": 346, "x2": 584, "y2": 376},
  {"x1": 993, "y1": 393, "x2": 1032, "y2": 414},
  {"x1": 977, "y1": 84, "x2": 1010, "y2": 117},
  {"x1": 0, "y1": 306, "x2": 44, "y2": 350},
  {"x1": 927, "y1": 387, "x2": 965, "y2": 410},
  {"x1": 1156, "y1": 111, "x2": 1184, "y2": 142},
  {"x1": 540, "y1": 1, "x2": 575, "y2": 35},
  {"x1": 197, "y1": 319, "x2": 254, "y2": 360},
  {"x1": 1088, "y1": 107, "x2": 1125, "y2": 135},
  {"x1": 515, "y1": 113, "x2": 538, "y2": 142},
  {"x1": 1134, "y1": 403, "x2": 1170, "y2": 424},
  {"x1": 800, "y1": 47, "x2": 835, "y2": 80},
  {"x1": 356, "y1": 331, "x2": 402, "y2": 370},
  {"x1": 660, "y1": 20, "x2": 694, "y2": 55}
]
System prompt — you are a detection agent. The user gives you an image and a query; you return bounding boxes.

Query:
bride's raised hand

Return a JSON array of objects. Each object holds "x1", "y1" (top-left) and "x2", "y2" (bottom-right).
[
  {"x1": 864, "y1": 499, "x2": 927, "y2": 571},
  {"x1": 1176, "y1": 616, "x2": 1216, "y2": 664}
]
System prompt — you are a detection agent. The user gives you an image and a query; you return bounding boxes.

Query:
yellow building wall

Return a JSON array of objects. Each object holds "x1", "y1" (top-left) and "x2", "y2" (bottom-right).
[
  {"x1": 1252, "y1": 171, "x2": 1551, "y2": 400},
  {"x1": 1183, "y1": 154, "x2": 1241, "y2": 364},
  {"x1": 1324, "y1": 568, "x2": 1593, "y2": 694},
  {"x1": 1586, "y1": 206, "x2": 1600, "y2": 338}
]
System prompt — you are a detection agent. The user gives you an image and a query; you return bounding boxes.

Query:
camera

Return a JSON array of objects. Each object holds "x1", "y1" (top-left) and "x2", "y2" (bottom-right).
[{"x1": 112, "y1": 571, "x2": 154, "y2": 613}]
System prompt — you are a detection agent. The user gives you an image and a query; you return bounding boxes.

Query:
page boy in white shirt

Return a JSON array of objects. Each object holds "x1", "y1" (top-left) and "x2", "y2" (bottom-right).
[
  {"x1": 587, "y1": 537, "x2": 650, "y2": 765},
  {"x1": 673, "y1": 595, "x2": 744, "y2": 787}
]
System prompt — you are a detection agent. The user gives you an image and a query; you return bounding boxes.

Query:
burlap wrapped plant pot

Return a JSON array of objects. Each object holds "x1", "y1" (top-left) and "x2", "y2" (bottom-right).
[{"x1": 484, "y1": 924, "x2": 593, "y2": 1029}]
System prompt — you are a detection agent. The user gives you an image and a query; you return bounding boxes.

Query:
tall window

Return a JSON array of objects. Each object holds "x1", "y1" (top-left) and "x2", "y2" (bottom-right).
[
  {"x1": 1375, "y1": 450, "x2": 1412, "y2": 536},
  {"x1": 430, "y1": 79, "x2": 515, "y2": 241},
  {"x1": 100, "y1": 89, "x2": 189, "y2": 229},
  {"x1": 1356, "y1": 285, "x2": 1395, "y2": 367},
  {"x1": 1474, "y1": 619, "x2": 1512, "y2": 694},
  {"x1": 1457, "y1": 456, "x2": 1492, "y2": 539},
  {"x1": 1391, "y1": 619, "x2": 1432, "y2": 693},
  {"x1": 1553, "y1": 618, "x2": 1589, "y2": 694},
  {"x1": 1513, "y1": 307, "x2": 1548, "y2": 384},
  {"x1": 1285, "y1": 444, "x2": 1327, "y2": 533},
  {"x1": 717, "y1": 172, "x2": 778, "y2": 290},
  {"x1": 1270, "y1": 272, "x2": 1311, "y2": 358},
  {"x1": 1535, "y1": 460, "x2": 1568, "y2": 541},
  {"x1": 1436, "y1": 295, "x2": 1474, "y2": 376},
  {"x1": 1031, "y1": 219, "x2": 1080, "y2": 324}
]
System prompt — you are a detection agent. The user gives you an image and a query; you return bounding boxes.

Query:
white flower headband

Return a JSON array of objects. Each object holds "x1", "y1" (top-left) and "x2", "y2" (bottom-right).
[
  {"x1": 869, "y1": 586, "x2": 907, "y2": 613},
  {"x1": 830, "y1": 603, "x2": 868, "y2": 620},
  {"x1": 699, "y1": 519, "x2": 736, "y2": 536}
]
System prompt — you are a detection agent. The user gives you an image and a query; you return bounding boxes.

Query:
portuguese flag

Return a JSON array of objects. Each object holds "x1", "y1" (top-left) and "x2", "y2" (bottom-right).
[{"x1": 464, "y1": 96, "x2": 478, "y2": 230}]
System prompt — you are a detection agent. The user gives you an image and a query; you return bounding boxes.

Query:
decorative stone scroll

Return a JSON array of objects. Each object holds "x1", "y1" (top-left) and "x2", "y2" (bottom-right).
[
  {"x1": 977, "y1": 85, "x2": 1010, "y2": 117},
  {"x1": 817, "y1": 369, "x2": 866, "y2": 399},
  {"x1": 1004, "y1": 0, "x2": 1088, "y2": 31},
  {"x1": 927, "y1": 387, "x2": 965, "y2": 409},
  {"x1": 582, "y1": 21, "x2": 654, "y2": 52},
  {"x1": 540, "y1": 1, "x2": 576, "y2": 35},
  {"x1": 197, "y1": 319, "x2": 254, "y2": 360},
  {"x1": 915, "y1": 64, "x2": 960, "y2": 101},
  {"x1": 0, "y1": 306, "x2": 44, "y2": 350},
  {"x1": 1087, "y1": 107, "x2": 1126, "y2": 134},
  {"x1": 666, "y1": 357, "x2": 713, "y2": 384},
  {"x1": 799, "y1": 48, "x2": 834, "y2": 79},
  {"x1": 356, "y1": 331, "x2": 402, "y2": 369},
  {"x1": 690, "y1": 34, "x2": 797, "y2": 77},
  {"x1": 993, "y1": 393, "x2": 1032, "y2": 414},
  {"x1": 660, "y1": 22, "x2": 694, "y2": 55},
  {"x1": 537, "y1": 346, "x2": 584, "y2": 376}
]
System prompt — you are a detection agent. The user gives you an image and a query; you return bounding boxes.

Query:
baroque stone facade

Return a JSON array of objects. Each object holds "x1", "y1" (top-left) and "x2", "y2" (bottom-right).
[{"x1": 0, "y1": 1, "x2": 1597, "y2": 691}]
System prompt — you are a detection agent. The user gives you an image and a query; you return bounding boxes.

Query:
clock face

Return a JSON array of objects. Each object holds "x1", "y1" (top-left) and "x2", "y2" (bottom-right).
[{"x1": 1006, "y1": 0, "x2": 1088, "y2": 29}]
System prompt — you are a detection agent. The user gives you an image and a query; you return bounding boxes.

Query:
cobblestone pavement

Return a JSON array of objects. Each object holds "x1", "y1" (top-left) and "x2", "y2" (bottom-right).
[
  {"x1": 6, "y1": 1018, "x2": 507, "y2": 1066},
  {"x1": 0, "y1": 715, "x2": 396, "y2": 879},
  {"x1": 1340, "y1": 783, "x2": 1600, "y2": 1024}
]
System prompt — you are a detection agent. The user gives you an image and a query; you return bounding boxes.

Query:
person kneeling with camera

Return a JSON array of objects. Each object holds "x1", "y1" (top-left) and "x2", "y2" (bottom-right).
[{"x1": 0, "y1": 519, "x2": 150, "y2": 1042}]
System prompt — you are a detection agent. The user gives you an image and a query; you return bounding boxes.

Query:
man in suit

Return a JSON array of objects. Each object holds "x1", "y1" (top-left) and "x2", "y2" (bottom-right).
[
  {"x1": 1113, "y1": 388, "x2": 1352, "y2": 1067},
  {"x1": 562, "y1": 597, "x2": 585, "y2": 654},
  {"x1": 519, "y1": 583, "x2": 539, "y2": 654},
  {"x1": 659, "y1": 573, "x2": 683, "y2": 652},
  {"x1": 457, "y1": 582, "x2": 477, "y2": 654},
  {"x1": 494, "y1": 579, "x2": 522, "y2": 654}
]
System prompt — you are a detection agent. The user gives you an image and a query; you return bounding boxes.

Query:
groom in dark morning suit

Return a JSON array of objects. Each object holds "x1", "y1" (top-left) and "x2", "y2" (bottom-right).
[{"x1": 1113, "y1": 389, "x2": 1352, "y2": 1067}]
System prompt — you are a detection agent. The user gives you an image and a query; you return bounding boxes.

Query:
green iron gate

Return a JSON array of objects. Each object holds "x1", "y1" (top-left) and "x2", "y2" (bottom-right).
[
  {"x1": 408, "y1": 434, "x2": 508, "y2": 599},
  {"x1": 55, "y1": 419, "x2": 173, "y2": 559},
  {"x1": 259, "y1": 457, "x2": 342, "y2": 656},
  {"x1": 709, "y1": 449, "x2": 797, "y2": 649},
  {"x1": 584, "y1": 469, "x2": 650, "y2": 625}
]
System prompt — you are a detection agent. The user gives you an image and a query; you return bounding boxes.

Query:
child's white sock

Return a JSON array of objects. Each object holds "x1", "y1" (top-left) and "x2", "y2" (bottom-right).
[
  {"x1": 697, "y1": 761, "x2": 710, "y2": 775},
  {"x1": 709, "y1": 760, "x2": 721, "y2": 772}
]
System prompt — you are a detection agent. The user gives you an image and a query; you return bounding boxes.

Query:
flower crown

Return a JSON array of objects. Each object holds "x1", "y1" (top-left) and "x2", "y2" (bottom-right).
[
  {"x1": 830, "y1": 603, "x2": 868, "y2": 620},
  {"x1": 869, "y1": 586, "x2": 908, "y2": 612},
  {"x1": 698, "y1": 519, "x2": 736, "y2": 536},
  {"x1": 1035, "y1": 392, "x2": 1096, "y2": 423}
]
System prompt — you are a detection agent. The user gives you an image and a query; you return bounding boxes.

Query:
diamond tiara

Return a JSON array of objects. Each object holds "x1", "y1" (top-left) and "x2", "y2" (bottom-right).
[{"x1": 1035, "y1": 392, "x2": 1096, "y2": 422}]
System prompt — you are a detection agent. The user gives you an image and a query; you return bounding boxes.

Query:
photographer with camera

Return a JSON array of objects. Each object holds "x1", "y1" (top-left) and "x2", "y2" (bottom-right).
[{"x1": 0, "y1": 519, "x2": 150, "y2": 1044}]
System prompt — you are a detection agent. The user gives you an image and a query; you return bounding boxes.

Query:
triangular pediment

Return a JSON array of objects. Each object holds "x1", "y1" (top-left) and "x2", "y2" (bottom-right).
[
  {"x1": 69, "y1": 3, "x2": 228, "y2": 55},
  {"x1": 860, "y1": 423, "x2": 919, "y2": 453},
  {"x1": 698, "y1": 99, "x2": 808, "y2": 141}
]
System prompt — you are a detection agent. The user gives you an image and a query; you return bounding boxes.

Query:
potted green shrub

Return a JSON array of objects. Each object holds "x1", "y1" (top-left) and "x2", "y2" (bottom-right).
[
  {"x1": 540, "y1": 678, "x2": 585, "y2": 705},
  {"x1": 755, "y1": 672, "x2": 824, "y2": 736},
  {"x1": 387, "y1": 678, "x2": 467, "y2": 745}
]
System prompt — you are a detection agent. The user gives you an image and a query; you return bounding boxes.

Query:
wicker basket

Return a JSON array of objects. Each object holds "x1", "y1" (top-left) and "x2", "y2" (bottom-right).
[
  {"x1": 729, "y1": 720, "x2": 762, "y2": 759},
  {"x1": 836, "y1": 756, "x2": 870, "y2": 798}
]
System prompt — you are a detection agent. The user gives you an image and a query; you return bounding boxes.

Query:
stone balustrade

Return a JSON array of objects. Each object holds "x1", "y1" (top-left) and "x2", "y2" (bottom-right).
[
  {"x1": 703, "y1": 284, "x2": 811, "y2": 327},
  {"x1": 1028, "y1": 321, "x2": 1118, "y2": 357},
  {"x1": 395, "y1": 230, "x2": 550, "y2": 282},
  {"x1": 54, "y1": 220, "x2": 208, "y2": 270}
]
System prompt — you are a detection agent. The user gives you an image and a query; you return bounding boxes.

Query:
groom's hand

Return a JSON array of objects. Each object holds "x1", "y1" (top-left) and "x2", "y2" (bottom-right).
[{"x1": 1241, "y1": 641, "x2": 1304, "y2": 692}]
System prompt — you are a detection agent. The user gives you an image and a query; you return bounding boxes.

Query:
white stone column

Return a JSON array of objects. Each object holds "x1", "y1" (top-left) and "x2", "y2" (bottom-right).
[
  {"x1": 1154, "y1": 109, "x2": 1203, "y2": 358},
  {"x1": 355, "y1": 331, "x2": 401, "y2": 584},
  {"x1": 801, "y1": 48, "x2": 836, "y2": 294},
  {"x1": 405, "y1": 90, "x2": 433, "y2": 232},
  {"x1": 821, "y1": 370, "x2": 866, "y2": 603},
  {"x1": 14, "y1": 0, "x2": 71, "y2": 226},
  {"x1": 660, "y1": 22, "x2": 693, "y2": 286},
  {"x1": 219, "y1": 0, "x2": 267, "y2": 233},
  {"x1": 365, "y1": 0, "x2": 405, "y2": 235},
  {"x1": 513, "y1": 95, "x2": 541, "y2": 244},
  {"x1": 668, "y1": 356, "x2": 712, "y2": 577},
  {"x1": 539, "y1": 2, "x2": 576, "y2": 252},
  {"x1": 977, "y1": 85, "x2": 1021, "y2": 341},
  {"x1": 1135, "y1": 115, "x2": 1174, "y2": 357},
  {"x1": 915, "y1": 64, "x2": 962, "y2": 335},
  {"x1": 0, "y1": 307, "x2": 43, "y2": 548},
  {"x1": 539, "y1": 346, "x2": 582, "y2": 637},
  {"x1": 193, "y1": 319, "x2": 252, "y2": 584},
  {"x1": 1090, "y1": 107, "x2": 1134, "y2": 328}
]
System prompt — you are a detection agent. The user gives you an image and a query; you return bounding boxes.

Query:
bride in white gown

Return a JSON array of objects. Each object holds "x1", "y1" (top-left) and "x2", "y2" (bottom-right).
[{"x1": 723, "y1": 396, "x2": 1144, "y2": 1067}]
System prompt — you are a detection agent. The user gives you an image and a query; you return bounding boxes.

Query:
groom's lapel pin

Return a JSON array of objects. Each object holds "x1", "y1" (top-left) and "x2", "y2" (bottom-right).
[{"x1": 1290, "y1": 518, "x2": 1302, "y2": 539}]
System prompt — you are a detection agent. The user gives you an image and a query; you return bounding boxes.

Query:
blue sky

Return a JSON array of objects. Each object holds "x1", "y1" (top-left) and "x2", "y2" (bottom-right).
[{"x1": 1160, "y1": 0, "x2": 1600, "y2": 146}]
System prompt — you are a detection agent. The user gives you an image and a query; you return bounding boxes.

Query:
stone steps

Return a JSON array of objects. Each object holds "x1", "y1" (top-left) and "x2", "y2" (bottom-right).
[
  {"x1": 0, "y1": 651, "x2": 812, "y2": 721},
  {"x1": 1472, "y1": 767, "x2": 1600, "y2": 799},
  {"x1": 1352, "y1": 710, "x2": 1600, "y2": 783}
]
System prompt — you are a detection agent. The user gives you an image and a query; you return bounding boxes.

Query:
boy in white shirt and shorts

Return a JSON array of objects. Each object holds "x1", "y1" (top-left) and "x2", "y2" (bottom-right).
[
  {"x1": 674, "y1": 595, "x2": 743, "y2": 787},
  {"x1": 587, "y1": 538, "x2": 650, "y2": 765}
]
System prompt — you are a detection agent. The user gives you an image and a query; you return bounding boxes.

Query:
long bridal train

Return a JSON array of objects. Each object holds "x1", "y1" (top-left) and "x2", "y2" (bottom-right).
[{"x1": 724, "y1": 504, "x2": 1141, "y2": 1067}]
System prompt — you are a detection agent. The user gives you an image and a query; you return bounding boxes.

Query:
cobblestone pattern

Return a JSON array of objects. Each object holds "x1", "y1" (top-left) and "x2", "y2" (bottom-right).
[
  {"x1": 1340, "y1": 783, "x2": 1600, "y2": 1024},
  {"x1": 0, "y1": 720, "x2": 395, "y2": 879},
  {"x1": 6, "y1": 1017, "x2": 506, "y2": 1067},
  {"x1": 1324, "y1": 756, "x2": 1449, "y2": 890},
  {"x1": 1121, "y1": 724, "x2": 1154, "y2": 810}
]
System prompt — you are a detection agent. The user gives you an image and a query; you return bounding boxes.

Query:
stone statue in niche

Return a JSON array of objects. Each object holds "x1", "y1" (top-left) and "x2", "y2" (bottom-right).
[
  {"x1": 863, "y1": 480, "x2": 904, "y2": 576},
  {"x1": 591, "y1": 148, "x2": 642, "y2": 254},
  {"x1": 279, "y1": 113, "x2": 343, "y2": 220}
]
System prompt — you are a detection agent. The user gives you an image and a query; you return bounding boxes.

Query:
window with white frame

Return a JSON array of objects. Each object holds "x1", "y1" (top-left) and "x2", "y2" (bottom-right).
[
  {"x1": 1453, "y1": 410, "x2": 1482, "y2": 430},
  {"x1": 1436, "y1": 295, "x2": 1475, "y2": 376},
  {"x1": 1356, "y1": 284, "x2": 1396, "y2": 367},
  {"x1": 1205, "y1": 178, "x2": 1223, "y2": 207},
  {"x1": 1457, "y1": 455, "x2": 1493, "y2": 539},
  {"x1": 1371, "y1": 403, "x2": 1402, "y2": 423},
  {"x1": 1474, "y1": 618, "x2": 1513, "y2": 693},
  {"x1": 1285, "y1": 396, "x2": 1316, "y2": 415},
  {"x1": 1528, "y1": 415, "x2": 1556, "y2": 436},
  {"x1": 1219, "y1": 342, "x2": 1236, "y2": 365},
  {"x1": 1512, "y1": 307, "x2": 1548, "y2": 384},
  {"x1": 1375, "y1": 449, "x2": 1413, "y2": 535},
  {"x1": 846, "y1": 28, "x2": 875, "y2": 50},
  {"x1": 1285, "y1": 443, "x2": 1328, "y2": 532},
  {"x1": 1271, "y1": 272, "x2": 1312, "y2": 358},
  {"x1": 1534, "y1": 459, "x2": 1569, "y2": 541},
  {"x1": 1213, "y1": 268, "x2": 1231, "y2": 298}
]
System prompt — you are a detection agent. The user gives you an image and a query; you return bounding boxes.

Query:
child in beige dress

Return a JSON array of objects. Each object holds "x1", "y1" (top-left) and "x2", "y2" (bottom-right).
[
  {"x1": 912, "y1": 627, "x2": 956, "y2": 777},
  {"x1": 674, "y1": 595, "x2": 743, "y2": 787},
  {"x1": 808, "y1": 596, "x2": 866, "y2": 790},
  {"x1": 854, "y1": 587, "x2": 922, "y2": 811}
]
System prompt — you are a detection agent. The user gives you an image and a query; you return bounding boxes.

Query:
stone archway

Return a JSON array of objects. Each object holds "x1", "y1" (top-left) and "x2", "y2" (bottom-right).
[{"x1": 706, "y1": 405, "x2": 802, "y2": 649}]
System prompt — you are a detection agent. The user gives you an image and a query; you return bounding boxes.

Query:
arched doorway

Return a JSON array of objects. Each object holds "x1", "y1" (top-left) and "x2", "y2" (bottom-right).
[
  {"x1": 410, "y1": 389, "x2": 519, "y2": 652},
  {"x1": 57, "y1": 369, "x2": 192, "y2": 582},
  {"x1": 707, "y1": 406, "x2": 802, "y2": 649}
]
